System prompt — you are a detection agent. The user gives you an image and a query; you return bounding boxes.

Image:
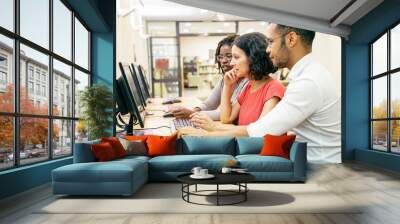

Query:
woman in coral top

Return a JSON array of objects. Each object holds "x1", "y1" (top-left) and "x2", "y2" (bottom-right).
[{"x1": 179, "y1": 32, "x2": 285, "y2": 136}]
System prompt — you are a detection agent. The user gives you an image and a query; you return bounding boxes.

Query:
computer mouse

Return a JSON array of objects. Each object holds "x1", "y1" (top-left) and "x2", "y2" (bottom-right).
[{"x1": 163, "y1": 112, "x2": 174, "y2": 118}]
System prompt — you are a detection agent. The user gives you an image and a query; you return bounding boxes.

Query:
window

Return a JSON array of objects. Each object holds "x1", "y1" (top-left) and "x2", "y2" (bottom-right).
[
  {"x1": 74, "y1": 18, "x2": 89, "y2": 69},
  {"x1": 0, "y1": 0, "x2": 14, "y2": 31},
  {"x1": 0, "y1": 0, "x2": 91, "y2": 170},
  {"x1": 371, "y1": 22, "x2": 400, "y2": 154}
]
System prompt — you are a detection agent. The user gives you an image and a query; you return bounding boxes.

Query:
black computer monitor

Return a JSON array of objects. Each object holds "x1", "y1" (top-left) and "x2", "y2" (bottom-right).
[
  {"x1": 118, "y1": 63, "x2": 145, "y2": 128},
  {"x1": 115, "y1": 76, "x2": 144, "y2": 131},
  {"x1": 132, "y1": 63, "x2": 151, "y2": 99},
  {"x1": 130, "y1": 64, "x2": 147, "y2": 107},
  {"x1": 119, "y1": 63, "x2": 145, "y2": 110}
]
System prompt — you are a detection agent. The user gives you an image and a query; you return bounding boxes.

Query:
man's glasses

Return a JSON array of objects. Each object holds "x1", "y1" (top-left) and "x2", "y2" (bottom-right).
[{"x1": 216, "y1": 54, "x2": 232, "y2": 61}]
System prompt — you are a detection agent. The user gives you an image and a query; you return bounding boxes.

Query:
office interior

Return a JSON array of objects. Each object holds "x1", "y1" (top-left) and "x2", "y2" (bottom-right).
[{"x1": 0, "y1": 0, "x2": 400, "y2": 223}]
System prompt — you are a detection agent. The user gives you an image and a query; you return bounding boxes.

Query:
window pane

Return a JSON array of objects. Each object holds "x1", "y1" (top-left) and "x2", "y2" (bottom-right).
[
  {"x1": 20, "y1": 44, "x2": 49, "y2": 115},
  {"x1": 74, "y1": 69, "x2": 89, "y2": 118},
  {"x1": 53, "y1": 59, "x2": 72, "y2": 117},
  {"x1": 0, "y1": 35, "x2": 14, "y2": 112},
  {"x1": 75, "y1": 120, "x2": 88, "y2": 143},
  {"x1": 0, "y1": 0, "x2": 14, "y2": 31},
  {"x1": 75, "y1": 18, "x2": 89, "y2": 69},
  {"x1": 372, "y1": 33, "x2": 387, "y2": 76},
  {"x1": 391, "y1": 24, "x2": 400, "y2": 70},
  {"x1": 372, "y1": 76, "x2": 387, "y2": 119},
  {"x1": 391, "y1": 72, "x2": 400, "y2": 118},
  {"x1": 391, "y1": 120, "x2": 400, "y2": 153},
  {"x1": 20, "y1": 117, "x2": 49, "y2": 165},
  {"x1": 0, "y1": 116, "x2": 13, "y2": 170},
  {"x1": 53, "y1": 0, "x2": 72, "y2": 60},
  {"x1": 53, "y1": 119, "x2": 72, "y2": 158},
  {"x1": 20, "y1": 0, "x2": 49, "y2": 49},
  {"x1": 372, "y1": 121, "x2": 387, "y2": 151}
]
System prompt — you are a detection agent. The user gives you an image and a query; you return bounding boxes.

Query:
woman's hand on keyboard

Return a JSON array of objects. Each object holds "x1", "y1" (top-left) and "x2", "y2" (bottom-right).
[
  {"x1": 177, "y1": 127, "x2": 207, "y2": 137},
  {"x1": 190, "y1": 112, "x2": 216, "y2": 131},
  {"x1": 170, "y1": 106, "x2": 195, "y2": 119}
]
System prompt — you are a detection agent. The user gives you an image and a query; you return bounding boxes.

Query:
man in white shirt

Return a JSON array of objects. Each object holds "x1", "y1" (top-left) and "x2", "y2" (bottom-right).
[{"x1": 179, "y1": 23, "x2": 341, "y2": 163}]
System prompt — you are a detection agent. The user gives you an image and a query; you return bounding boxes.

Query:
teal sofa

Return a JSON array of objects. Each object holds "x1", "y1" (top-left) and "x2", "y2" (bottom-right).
[{"x1": 52, "y1": 137, "x2": 307, "y2": 196}]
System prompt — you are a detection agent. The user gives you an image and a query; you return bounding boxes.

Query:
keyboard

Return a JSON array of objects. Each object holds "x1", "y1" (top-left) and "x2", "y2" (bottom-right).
[{"x1": 170, "y1": 118, "x2": 194, "y2": 131}]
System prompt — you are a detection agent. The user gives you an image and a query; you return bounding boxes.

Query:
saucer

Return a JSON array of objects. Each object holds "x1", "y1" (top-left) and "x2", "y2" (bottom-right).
[{"x1": 190, "y1": 174, "x2": 215, "y2": 179}]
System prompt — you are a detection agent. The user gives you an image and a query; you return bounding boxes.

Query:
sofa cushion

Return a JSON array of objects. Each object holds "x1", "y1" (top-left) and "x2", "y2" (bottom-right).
[
  {"x1": 236, "y1": 137, "x2": 263, "y2": 155},
  {"x1": 101, "y1": 137, "x2": 127, "y2": 158},
  {"x1": 147, "y1": 134, "x2": 177, "y2": 157},
  {"x1": 91, "y1": 142, "x2": 118, "y2": 161},
  {"x1": 52, "y1": 159, "x2": 147, "y2": 183},
  {"x1": 236, "y1": 155, "x2": 293, "y2": 172},
  {"x1": 148, "y1": 154, "x2": 235, "y2": 172},
  {"x1": 260, "y1": 134, "x2": 296, "y2": 159},
  {"x1": 178, "y1": 136, "x2": 236, "y2": 155},
  {"x1": 74, "y1": 140, "x2": 101, "y2": 163}
]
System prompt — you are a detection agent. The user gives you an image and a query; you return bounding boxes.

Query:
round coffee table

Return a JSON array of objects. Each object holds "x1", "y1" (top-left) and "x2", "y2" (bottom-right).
[{"x1": 177, "y1": 173, "x2": 255, "y2": 206}]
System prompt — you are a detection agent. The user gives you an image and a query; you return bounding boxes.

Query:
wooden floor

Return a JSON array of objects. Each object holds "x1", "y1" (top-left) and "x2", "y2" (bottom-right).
[{"x1": 1, "y1": 162, "x2": 400, "y2": 224}]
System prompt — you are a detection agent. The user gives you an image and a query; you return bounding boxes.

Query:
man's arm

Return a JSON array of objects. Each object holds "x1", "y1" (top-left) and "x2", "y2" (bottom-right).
[{"x1": 247, "y1": 79, "x2": 321, "y2": 137}]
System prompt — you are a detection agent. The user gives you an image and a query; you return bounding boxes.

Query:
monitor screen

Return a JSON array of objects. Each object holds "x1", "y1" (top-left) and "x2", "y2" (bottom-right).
[
  {"x1": 119, "y1": 63, "x2": 145, "y2": 111},
  {"x1": 115, "y1": 74, "x2": 144, "y2": 128},
  {"x1": 130, "y1": 64, "x2": 147, "y2": 106},
  {"x1": 134, "y1": 64, "x2": 151, "y2": 99}
]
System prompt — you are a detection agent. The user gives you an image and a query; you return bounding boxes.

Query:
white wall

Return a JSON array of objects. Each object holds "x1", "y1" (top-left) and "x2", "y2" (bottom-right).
[
  {"x1": 312, "y1": 33, "x2": 342, "y2": 94},
  {"x1": 180, "y1": 36, "x2": 226, "y2": 62},
  {"x1": 116, "y1": 10, "x2": 149, "y2": 78}
]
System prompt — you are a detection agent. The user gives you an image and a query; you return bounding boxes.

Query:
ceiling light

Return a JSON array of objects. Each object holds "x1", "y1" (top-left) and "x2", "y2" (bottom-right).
[{"x1": 216, "y1": 14, "x2": 225, "y2": 21}]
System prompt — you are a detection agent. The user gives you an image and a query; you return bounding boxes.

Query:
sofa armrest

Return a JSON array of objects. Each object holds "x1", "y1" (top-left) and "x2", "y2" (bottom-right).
[
  {"x1": 289, "y1": 142, "x2": 307, "y2": 182},
  {"x1": 73, "y1": 140, "x2": 100, "y2": 163}
]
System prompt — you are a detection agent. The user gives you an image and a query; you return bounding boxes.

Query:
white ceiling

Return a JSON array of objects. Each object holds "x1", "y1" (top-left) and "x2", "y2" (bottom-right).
[
  {"x1": 166, "y1": 0, "x2": 384, "y2": 37},
  {"x1": 119, "y1": 0, "x2": 384, "y2": 37}
]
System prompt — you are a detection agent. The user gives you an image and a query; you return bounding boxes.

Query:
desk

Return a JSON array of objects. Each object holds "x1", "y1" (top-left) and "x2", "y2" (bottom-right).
[{"x1": 133, "y1": 97, "x2": 202, "y2": 136}]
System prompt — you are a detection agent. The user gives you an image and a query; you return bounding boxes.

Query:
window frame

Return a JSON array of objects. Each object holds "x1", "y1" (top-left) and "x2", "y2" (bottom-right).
[
  {"x1": 370, "y1": 20, "x2": 400, "y2": 154},
  {"x1": 0, "y1": 0, "x2": 92, "y2": 171}
]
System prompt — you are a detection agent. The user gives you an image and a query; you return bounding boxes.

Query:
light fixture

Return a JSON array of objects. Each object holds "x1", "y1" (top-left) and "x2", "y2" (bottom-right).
[{"x1": 216, "y1": 14, "x2": 225, "y2": 21}]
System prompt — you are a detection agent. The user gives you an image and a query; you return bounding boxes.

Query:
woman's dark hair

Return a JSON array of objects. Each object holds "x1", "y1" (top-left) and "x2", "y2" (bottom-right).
[
  {"x1": 233, "y1": 32, "x2": 276, "y2": 80},
  {"x1": 215, "y1": 34, "x2": 239, "y2": 72}
]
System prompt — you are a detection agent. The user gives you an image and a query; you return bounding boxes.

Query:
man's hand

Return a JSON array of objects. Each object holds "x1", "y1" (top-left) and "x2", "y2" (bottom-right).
[
  {"x1": 177, "y1": 127, "x2": 208, "y2": 138},
  {"x1": 170, "y1": 107, "x2": 195, "y2": 119},
  {"x1": 190, "y1": 112, "x2": 217, "y2": 131}
]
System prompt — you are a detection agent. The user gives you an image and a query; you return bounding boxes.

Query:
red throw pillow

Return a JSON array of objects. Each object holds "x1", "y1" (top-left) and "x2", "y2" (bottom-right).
[
  {"x1": 260, "y1": 134, "x2": 296, "y2": 159},
  {"x1": 91, "y1": 142, "x2": 118, "y2": 162},
  {"x1": 101, "y1": 137, "x2": 126, "y2": 158},
  {"x1": 146, "y1": 134, "x2": 177, "y2": 157},
  {"x1": 125, "y1": 135, "x2": 151, "y2": 142}
]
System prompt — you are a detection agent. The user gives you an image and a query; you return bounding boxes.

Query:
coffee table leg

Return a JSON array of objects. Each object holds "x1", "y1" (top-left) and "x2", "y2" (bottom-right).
[{"x1": 217, "y1": 184, "x2": 219, "y2": 206}]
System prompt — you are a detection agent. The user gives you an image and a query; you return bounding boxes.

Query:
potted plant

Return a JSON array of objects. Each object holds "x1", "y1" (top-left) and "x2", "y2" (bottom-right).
[{"x1": 79, "y1": 84, "x2": 113, "y2": 140}]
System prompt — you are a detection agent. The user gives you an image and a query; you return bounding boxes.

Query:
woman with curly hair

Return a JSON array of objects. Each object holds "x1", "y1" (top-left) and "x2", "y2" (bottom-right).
[{"x1": 180, "y1": 32, "x2": 285, "y2": 136}]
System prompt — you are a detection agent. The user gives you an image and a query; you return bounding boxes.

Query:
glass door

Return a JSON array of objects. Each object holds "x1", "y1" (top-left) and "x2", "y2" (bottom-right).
[{"x1": 150, "y1": 37, "x2": 181, "y2": 97}]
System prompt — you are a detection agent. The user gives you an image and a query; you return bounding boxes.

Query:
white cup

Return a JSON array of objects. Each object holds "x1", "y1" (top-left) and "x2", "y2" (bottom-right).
[
  {"x1": 199, "y1": 169, "x2": 208, "y2": 176},
  {"x1": 191, "y1": 167, "x2": 202, "y2": 176},
  {"x1": 221, "y1": 167, "x2": 232, "y2": 174}
]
